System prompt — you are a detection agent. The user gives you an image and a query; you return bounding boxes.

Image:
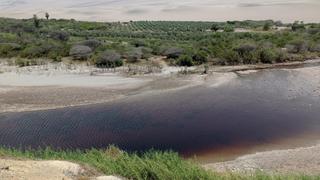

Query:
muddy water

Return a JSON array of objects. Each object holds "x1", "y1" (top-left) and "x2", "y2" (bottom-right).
[{"x1": 0, "y1": 68, "x2": 320, "y2": 163}]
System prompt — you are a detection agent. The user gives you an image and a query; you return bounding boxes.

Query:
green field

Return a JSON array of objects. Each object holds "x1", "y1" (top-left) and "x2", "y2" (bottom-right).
[{"x1": 0, "y1": 17, "x2": 319, "y2": 67}]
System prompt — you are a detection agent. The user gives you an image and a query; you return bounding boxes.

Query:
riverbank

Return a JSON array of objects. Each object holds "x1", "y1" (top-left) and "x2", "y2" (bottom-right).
[
  {"x1": 1, "y1": 59, "x2": 320, "y2": 113},
  {"x1": 1, "y1": 59, "x2": 320, "y2": 177},
  {"x1": 1, "y1": 146, "x2": 319, "y2": 180},
  {"x1": 204, "y1": 143, "x2": 320, "y2": 176}
]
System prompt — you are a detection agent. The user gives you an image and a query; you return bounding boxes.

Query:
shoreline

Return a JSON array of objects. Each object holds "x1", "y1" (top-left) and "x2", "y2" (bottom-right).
[
  {"x1": 204, "y1": 142, "x2": 320, "y2": 175},
  {"x1": 1, "y1": 59, "x2": 320, "y2": 114}
]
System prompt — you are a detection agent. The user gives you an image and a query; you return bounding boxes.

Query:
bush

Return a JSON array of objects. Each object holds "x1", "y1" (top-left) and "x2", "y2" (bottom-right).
[
  {"x1": 69, "y1": 45, "x2": 92, "y2": 60},
  {"x1": 0, "y1": 43, "x2": 21, "y2": 57},
  {"x1": 221, "y1": 49, "x2": 241, "y2": 65},
  {"x1": 242, "y1": 51, "x2": 259, "y2": 64},
  {"x1": 235, "y1": 44, "x2": 257, "y2": 56},
  {"x1": 176, "y1": 55, "x2": 194, "y2": 67},
  {"x1": 275, "y1": 50, "x2": 289, "y2": 63},
  {"x1": 21, "y1": 46, "x2": 47, "y2": 58},
  {"x1": 163, "y1": 47, "x2": 184, "y2": 59},
  {"x1": 223, "y1": 26, "x2": 234, "y2": 32},
  {"x1": 49, "y1": 31, "x2": 70, "y2": 41},
  {"x1": 259, "y1": 49, "x2": 276, "y2": 63},
  {"x1": 95, "y1": 50, "x2": 123, "y2": 68},
  {"x1": 310, "y1": 44, "x2": 320, "y2": 52},
  {"x1": 285, "y1": 40, "x2": 308, "y2": 53},
  {"x1": 235, "y1": 44, "x2": 258, "y2": 64},
  {"x1": 140, "y1": 47, "x2": 153, "y2": 59},
  {"x1": 78, "y1": 39, "x2": 102, "y2": 50},
  {"x1": 15, "y1": 58, "x2": 39, "y2": 67},
  {"x1": 192, "y1": 50, "x2": 208, "y2": 65},
  {"x1": 210, "y1": 24, "x2": 220, "y2": 32},
  {"x1": 127, "y1": 48, "x2": 142, "y2": 63},
  {"x1": 263, "y1": 23, "x2": 271, "y2": 31},
  {"x1": 131, "y1": 39, "x2": 146, "y2": 47},
  {"x1": 292, "y1": 21, "x2": 305, "y2": 31}
]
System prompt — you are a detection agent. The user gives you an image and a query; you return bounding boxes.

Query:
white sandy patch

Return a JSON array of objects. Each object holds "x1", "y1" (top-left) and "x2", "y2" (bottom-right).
[
  {"x1": 236, "y1": 70, "x2": 259, "y2": 75},
  {"x1": 0, "y1": 160, "x2": 83, "y2": 180},
  {"x1": 0, "y1": 72, "x2": 147, "y2": 88},
  {"x1": 0, "y1": 62, "x2": 151, "y2": 88}
]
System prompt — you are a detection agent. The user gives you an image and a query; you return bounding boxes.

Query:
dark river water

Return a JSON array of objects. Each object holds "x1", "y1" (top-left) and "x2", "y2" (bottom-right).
[{"x1": 1, "y1": 68, "x2": 320, "y2": 162}]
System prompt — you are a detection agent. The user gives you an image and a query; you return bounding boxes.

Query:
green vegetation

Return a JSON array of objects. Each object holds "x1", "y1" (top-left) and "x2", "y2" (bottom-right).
[
  {"x1": 0, "y1": 17, "x2": 319, "y2": 68},
  {"x1": 0, "y1": 146, "x2": 320, "y2": 180}
]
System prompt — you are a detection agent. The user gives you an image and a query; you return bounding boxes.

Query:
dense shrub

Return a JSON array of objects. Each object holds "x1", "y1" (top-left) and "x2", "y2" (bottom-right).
[
  {"x1": 263, "y1": 22, "x2": 271, "y2": 31},
  {"x1": 20, "y1": 45, "x2": 48, "y2": 58},
  {"x1": 259, "y1": 48, "x2": 276, "y2": 63},
  {"x1": 192, "y1": 50, "x2": 208, "y2": 65},
  {"x1": 292, "y1": 21, "x2": 305, "y2": 31},
  {"x1": 94, "y1": 50, "x2": 123, "y2": 68},
  {"x1": 127, "y1": 48, "x2": 142, "y2": 63},
  {"x1": 242, "y1": 51, "x2": 259, "y2": 64},
  {"x1": 49, "y1": 31, "x2": 70, "y2": 41},
  {"x1": 140, "y1": 47, "x2": 153, "y2": 59},
  {"x1": 0, "y1": 43, "x2": 21, "y2": 57},
  {"x1": 275, "y1": 50, "x2": 289, "y2": 63},
  {"x1": 235, "y1": 44, "x2": 257, "y2": 56},
  {"x1": 176, "y1": 55, "x2": 194, "y2": 66},
  {"x1": 131, "y1": 39, "x2": 146, "y2": 47},
  {"x1": 15, "y1": 58, "x2": 40, "y2": 67},
  {"x1": 69, "y1": 45, "x2": 92, "y2": 60},
  {"x1": 310, "y1": 44, "x2": 320, "y2": 52},
  {"x1": 223, "y1": 26, "x2": 235, "y2": 32},
  {"x1": 210, "y1": 24, "x2": 220, "y2": 32},
  {"x1": 0, "y1": 18, "x2": 318, "y2": 66},
  {"x1": 285, "y1": 40, "x2": 308, "y2": 53},
  {"x1": 221, "y1": 49, "x2": 241, "y2": 65},
  {"x1": 163, "y1": 47, "x2": 184, "y2": 59},
  {"x1": 78, "y1": 39, "x2": 101, "y2": 50}
]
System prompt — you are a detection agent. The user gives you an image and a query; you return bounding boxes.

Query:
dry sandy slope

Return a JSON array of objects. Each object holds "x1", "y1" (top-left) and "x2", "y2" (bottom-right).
[{"x1": 0, "y1": 159, "x2": 123, "y2": 180}]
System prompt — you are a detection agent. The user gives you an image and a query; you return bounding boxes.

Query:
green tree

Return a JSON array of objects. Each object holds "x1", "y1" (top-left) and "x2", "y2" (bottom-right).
[
  {"x1": 33, "y1": 14, "x2": 40, "y2": 28},
  {"x1": 292, "y1": 21, "x2": 305, "y2": 31},
  {"x1": 211, "y1": 24, "x2": 219, "y2": 32},
  {"x1": 45, "y1": 12, "x2": 50, "y2": 20},
  {"x1": 263, "y1": 22, "x2": 271, "y2": 31},
  {"x1": 224, "y1": 26, "x2": 234, "y2": 32}
]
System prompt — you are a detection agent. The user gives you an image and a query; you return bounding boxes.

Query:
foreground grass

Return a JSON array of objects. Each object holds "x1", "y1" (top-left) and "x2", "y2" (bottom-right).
[{"x1": 0, "y1": 146, "x2": 319, "y2": 180}]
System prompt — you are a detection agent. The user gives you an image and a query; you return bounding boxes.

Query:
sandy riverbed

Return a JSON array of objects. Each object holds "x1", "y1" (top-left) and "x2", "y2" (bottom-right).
[{"x1": 0, "y1": 61, "x2": 201, "y2": 113}]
